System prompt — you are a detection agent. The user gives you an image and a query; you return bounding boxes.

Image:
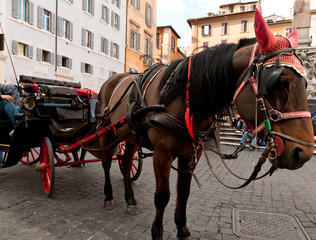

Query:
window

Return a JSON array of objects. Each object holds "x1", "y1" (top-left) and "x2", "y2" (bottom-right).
[
  {"x1": 12, "y1": 0, "x2": 34, "y2": 24},
  {"x1": 57, "y1": 55, "x2": 72, "y2": 69},
  {"x1": 241, "y1": 20, "x2": 247, "y2": 33},
  {"x1": 240, "y1": 6, "x2": 245, "y2": 12},
  {"x1": 37, "y1": 7, "x2": 55, "y2": 33},
  {"x1": 37, "y1": 48, "x2": 54, "y2": 64},
  {"x1": 110, "y1": 42, "x2": 119, "y2": 59},
  {"x1": 101, "y1": 37, "x2": 109, "y2": 54},
  {"x1": 82, "y1": 0, "x2": 94, "y2": 15},
  {"x1": 222, "y1": 22, "x2": 228, "y2": 35},
  {"x1": 81, "y1": 62, "x2": 93, "y2": 74},
  {"x1": 101, "y1": 5, "x2": 109, "y2": 23},
  {"x1": 43, "y1": 9, "x2": 50, "y2": 31},
  {"x1": 12, "y1": 40, "x2": 33, "y2": 58},
  {"x1": 145, "y1": 3, "x2": 153, "y2": 27},
  {"x1": 285, "y1": 28, "x2": 293, "y2": 36},
  {"x1": 202, "y1": 25, "x2": 211, "y2": 36},
  {"x1": 145, "y1": 38, "x2": 153, "y2": 62},
  {"x1": 221, "y1": 39, "x2": 227, "y2": 44},
  {"x1": 156, "y1": 33, "x2": 160, "y2": 48},
  {"x1": 229, "y1": 5, "x2": 234, "y2": 13},
  {"x1": 252, "y1": 4, "x2": 256, "y2": 10},
  {"x1": 203, "y1": 42, "x2": 208, "y2": 47},
  {"x1": 112, "y1": 0, "x2": 120, "y2": 8},
  {"x1": 109, "y1": 71, "x2": 117, "y2": 77},
  {"x1": 131, "y1": 0, "x2": 140, "y2": 10},
  {"x1": 82, "y1": 28, "x2": 94, "y2": 49},
  {"x1": 131, "y1": 30, "x2": 140, "y2": 50},
  {"x1": 111, "y1": 12, "x2": 120, "y2": 30},
  {"x1": 57, "y1": 17, "x2": 73, "y2": 40},
  {"x1": 171, "y1": 37, "x2": 176, "y2": 52}
]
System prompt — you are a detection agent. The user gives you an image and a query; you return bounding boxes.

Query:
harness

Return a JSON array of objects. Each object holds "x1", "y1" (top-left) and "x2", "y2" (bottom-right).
[{"x1": 232, "y1": 43, "x2": 314, "y2": 158}]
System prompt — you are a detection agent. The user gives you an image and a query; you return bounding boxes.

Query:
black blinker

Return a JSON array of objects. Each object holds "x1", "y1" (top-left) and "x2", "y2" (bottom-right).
[{"x1": 258, "y1": 64, "x2": 284, "y2": 96}]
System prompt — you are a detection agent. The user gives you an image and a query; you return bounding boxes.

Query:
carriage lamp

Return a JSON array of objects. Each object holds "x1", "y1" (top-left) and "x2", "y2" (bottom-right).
[{"x1": 22, "y1": 97, "x2": 36, "y2": 110}]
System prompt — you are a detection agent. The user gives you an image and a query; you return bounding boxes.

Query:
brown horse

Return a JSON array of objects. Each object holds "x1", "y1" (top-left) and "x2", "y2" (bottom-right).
[{"x1": 96, "y1": 9, "x2": 314, "y2": 239}]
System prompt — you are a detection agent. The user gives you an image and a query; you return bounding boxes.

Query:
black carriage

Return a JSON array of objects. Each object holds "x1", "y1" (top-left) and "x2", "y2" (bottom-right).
[{"x1": 0, "y1": 75, "x2": 142, "y2": 196}]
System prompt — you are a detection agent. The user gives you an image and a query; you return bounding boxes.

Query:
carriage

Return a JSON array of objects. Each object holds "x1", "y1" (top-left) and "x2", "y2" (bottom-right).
[{"x1": 0, "y1": 75, "x2": 142, "y2": 196}]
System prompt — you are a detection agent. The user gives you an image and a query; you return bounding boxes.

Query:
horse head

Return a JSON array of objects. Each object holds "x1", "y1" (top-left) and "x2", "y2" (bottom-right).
[{"x1": 234, "y1": 9, "x2": 314, "y2": 170}]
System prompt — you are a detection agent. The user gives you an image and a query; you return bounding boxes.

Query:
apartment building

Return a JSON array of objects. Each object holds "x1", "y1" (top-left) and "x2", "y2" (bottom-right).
[
  {"x1": 156, "y1": 25, "x2": 183, "y2": 64},
  {"x1": 187, "y1": 1, "x2": 261, "y2": 52},
  {"x1": 265, "y1": 14, "x2": 293, "y2": 37},
  {"x1": 0, "y1": 0, "x2": 126, "y2": 91},
  {"x1": 125, "y1": 0, "x2": 156, "y2": 73}
]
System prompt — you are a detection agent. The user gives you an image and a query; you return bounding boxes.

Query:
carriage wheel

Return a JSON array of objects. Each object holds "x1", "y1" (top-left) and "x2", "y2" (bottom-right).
[
  {"x1": 39, "y1": 137, "x2": 55, "y2": 196},
  {"x1": 20, "y1": 148, "x2": 40, "y2": 165},
  {"x1": 118, "y1": 142, "x2": 143, "y2": 182}
]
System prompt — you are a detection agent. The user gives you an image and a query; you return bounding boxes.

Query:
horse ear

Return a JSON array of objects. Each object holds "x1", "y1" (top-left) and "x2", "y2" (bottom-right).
[
  {"x1": 254, "y1": 8, "x2": 275, "y2": 53},
  {"x1": 287, "y1": 29, "x2": 298, "y2": 49}
]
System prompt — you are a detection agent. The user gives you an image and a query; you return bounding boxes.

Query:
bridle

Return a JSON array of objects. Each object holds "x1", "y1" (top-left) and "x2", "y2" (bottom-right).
[{"x1": 233, "y1": 43, "x2": 314, "y2": 158}]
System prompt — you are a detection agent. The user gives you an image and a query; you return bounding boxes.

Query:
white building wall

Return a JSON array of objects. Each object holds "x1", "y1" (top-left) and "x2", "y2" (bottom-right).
[{"x1": 1, "y1": 0, "x2": 126, "y2": 92}]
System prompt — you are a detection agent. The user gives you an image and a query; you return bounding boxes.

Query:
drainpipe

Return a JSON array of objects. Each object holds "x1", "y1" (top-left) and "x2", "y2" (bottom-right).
[{"x1": 55, "y1": 0, "x2": 58, "y2": 71}]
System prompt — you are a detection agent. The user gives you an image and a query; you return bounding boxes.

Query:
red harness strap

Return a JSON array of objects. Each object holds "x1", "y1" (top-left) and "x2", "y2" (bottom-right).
[{"x1": 185, "y1": 57, "x2": 196, "y2": 141}]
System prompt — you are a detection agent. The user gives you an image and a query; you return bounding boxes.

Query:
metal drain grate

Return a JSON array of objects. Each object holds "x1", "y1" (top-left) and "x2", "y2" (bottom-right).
[{"x1": 232, "y1": 208, "x2": 311, "y2": 240}]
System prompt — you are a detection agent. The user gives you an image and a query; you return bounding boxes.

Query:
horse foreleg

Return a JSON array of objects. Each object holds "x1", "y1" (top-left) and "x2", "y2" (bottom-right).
[
  {"x1": 100, "y1": 135, "x2": 116, "y2": 210},
  {"x1": 121, "y1": 141, "x2": 139, "y2": 215},
  {"x1": 175, "y1": 149, "x2": 202, "y2": 240},
  {"x1": 151, "y1": 143, "x2": 173, "y2": 240}
]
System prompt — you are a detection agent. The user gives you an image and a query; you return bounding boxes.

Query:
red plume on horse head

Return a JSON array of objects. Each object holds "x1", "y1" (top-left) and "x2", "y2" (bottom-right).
[
  {"x1": 254, "y1": 8, "x2": 299, "y2": 53},
  {"x1": 254, "y1": 8, "x2": 304, "y2": 75}
]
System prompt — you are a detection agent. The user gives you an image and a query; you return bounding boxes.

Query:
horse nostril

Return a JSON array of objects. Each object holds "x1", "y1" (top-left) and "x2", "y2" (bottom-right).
[{"x1": 292, "y1": 147, "x2": 309, "y2": 167}]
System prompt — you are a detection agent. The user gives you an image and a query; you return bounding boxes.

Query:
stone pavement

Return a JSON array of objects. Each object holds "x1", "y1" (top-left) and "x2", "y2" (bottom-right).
[{"x1": 0, "y1": 145, "x2": 315, "y2": 240}]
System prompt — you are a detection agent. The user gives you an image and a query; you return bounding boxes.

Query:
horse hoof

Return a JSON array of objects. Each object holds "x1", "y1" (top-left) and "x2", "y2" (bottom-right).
[
  {"x1": 127, "y1": 204, "x2": 139, "y2": 215},
  {"x1": 177, "y1": 226, "x2": 191, "y2": 239},
  {"x1": 104, "y1": 200, "x2": 114, "y2": 210}
]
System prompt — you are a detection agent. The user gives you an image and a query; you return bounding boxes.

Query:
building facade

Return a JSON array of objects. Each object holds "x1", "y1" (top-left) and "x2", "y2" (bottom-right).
[
  {"x1": 125, "y1": 0, "x2": 156, "y2": 73},
  {"x1": 156, "y1": 25, "x2": 183, "y2": 64},
  {"x1": 1, "y1": 0, "x2": 126, "y2": 91},
  {"x1": 187, "y1": 1, "x2": 261, "y2": 52},
  {"x1": 264, "y1": 14, "x2": 293, "y2": 37}
]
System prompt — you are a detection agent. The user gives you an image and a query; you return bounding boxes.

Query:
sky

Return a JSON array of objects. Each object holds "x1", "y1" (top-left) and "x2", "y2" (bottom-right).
[{"x1": 157, "y1": 0, "x2": 295, "y2": 47}]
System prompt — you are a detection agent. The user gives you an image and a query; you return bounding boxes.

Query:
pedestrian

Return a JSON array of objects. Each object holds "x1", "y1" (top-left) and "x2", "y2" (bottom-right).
[
  {"x1": 0, "y1": 83, "x2": 24, "y2": 129},
  {"x1": 239, "y1": 127, "x2": 256, "y2": 150}
]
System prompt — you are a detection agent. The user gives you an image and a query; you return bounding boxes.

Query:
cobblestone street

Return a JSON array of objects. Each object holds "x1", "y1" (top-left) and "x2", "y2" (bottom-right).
[{"x1": 0, "y1": 145, "x2": 316, "y2": 240}]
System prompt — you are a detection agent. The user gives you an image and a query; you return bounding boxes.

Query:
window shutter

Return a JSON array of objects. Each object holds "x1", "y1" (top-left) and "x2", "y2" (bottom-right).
[
  {"x1": 91, "y1": 0, "x2": 95, "y2": 15},
  {"x1": 68, "y1": 58, "x2": 72, "y2": 69},
  {"x1": 111, "y1": 11, "x2": 115, "y2": 27},
  {"x1": 12, "y1": 40, "x2": 18, "y2": 54},
  {"x1": 50, "y1": 13, "x2": 56, "y2": 34},
  {"x1": 145, "y1": 3, "x2": 148, "y2": 25},
  {"x1": 57, "y1": 54, "x2": 62, "y2": 66},
  {"x1": 28, "y1": 2, "x2": 34, "y2": 24},
  {"x1": 12, "y1": 0, "x2": 19, "y2": 18},
  {"x1": 50, "y1": 52, "x2": 55, "y2": 64},
  {"x1": 130, "y1": 31, "x2": 133, "y2": 47},
  {"x1": 106, "y1": 7, "x2": 109, "y2": 23},
  {"x1": 90, "y1": 32, "x2": 94, "y2": 50},
  {"x1": 136, "y1": 33, "x2": 140, "y2": 51},
  {"x1": 202, "y1": 26, "x2": 205, "y2": 36},
  {"x1": 149, "y1": 41, "x2": 153, "y2": 57},
  {"x1": 37, "y1": 6, "x2": 43, "y2": 28},
  {"x1": 90, "y1": 65, "x2": 93, "y2": 75},
  {"x1": 82, "y1": 0, "x2": 87, "y2": 11},
  {"x1": 81, "y1": 28, "x2": 86, "y2": 46},
  {"x1": 81, "y1": 62, "x2": 85, "y2": 72},
  {"x1": 69, "y1": 22, "x2": 73, "y2": 41},
  {"x1": 116, "y1": 45, "x2": 119, "y2": 59},
  {"x1": 57, "y1": 17, "x2": 63, "y2": 37},
  {"x1": 117, "y1": 15, "x2": 120, "y2": 30},
  {"x1": 105, "y1": 39, "x2": 109, "y2": 55},
  {"x1": 137, "y1": 0, "x2": 140, "y2": 10},
  {"x1": 28, "y1": 46, "x2": 33, "y2": 58},
  {"x1": 110, "y1": 42, "x2": 113, "y2": 57},
  {"x1": 149, "y1": 6, "x2": 152, "y2": 27},
  {"x1": 37, "y1": 48, "x2": 42, "y2": 61},
  {"x1": 101, "y1": 37, "x2": 104, "y2": 53},
  {"x1": 118, "y1": 0, "x2": 121, "y2": 8}
]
